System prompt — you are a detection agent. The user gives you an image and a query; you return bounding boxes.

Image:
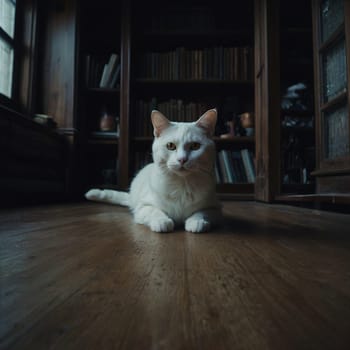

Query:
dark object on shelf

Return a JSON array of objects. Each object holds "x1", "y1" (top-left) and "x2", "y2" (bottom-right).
[
  {"x1": 282, "y1": 115, "x2": 314, "y2": 129},
  {"x1": 33, "y1": 114, "x2": 57, "y2": 129},
  {"x1": 220, "y1": 112, "x2": 255, "y2": 138},
  {"x1": 240, "y1": 112, "x2": 255, "y2": 136},
  {"x1": 100, "y1": 113, "x2": 116, "y2": 131},
  {"x1": 231, "y1": 113, "x2": 254, "y2": 137},
  {"x1": 232, "y1": 114, "x2": 244, "y2": 136},
  {"x1": 281, "y1": 82, "x2": 309, "y2": 111},
  {"x1": 219, "y1": 120, "x2": 235, "y2": 139}
]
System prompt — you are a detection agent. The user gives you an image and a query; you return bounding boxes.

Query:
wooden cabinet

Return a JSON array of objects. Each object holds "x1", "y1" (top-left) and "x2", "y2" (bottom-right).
[
  {"x1": 77, "y1": 0, "x2": 125, "y2": 191},
  {"x1": 0, "y1": 106, "x2": 68, "y2": 205},
  {"x1": 311, "y1": 0, "x2": 350, "y2": 195},
  {"x1": 72, "y1": 0, "x2": 257, "y2": 196},
  {"x1": 129, "y1": 0, "x2": 256, "y2": 198},
  {"x1": 34, "y1": 0, "x2": 348, "y2": 205}
]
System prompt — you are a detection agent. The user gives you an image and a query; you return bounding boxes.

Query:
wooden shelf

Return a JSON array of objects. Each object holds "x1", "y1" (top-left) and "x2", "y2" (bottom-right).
[
  {"x1": 86, "y1": 87, "x2": 120, "y2": 93},
  {"x1": 142, "y1": 29, "x2": 253, "y2": 39},
  {"x1": 275, "y1": 193, "x2": 350, "y2": 205},
  {"x1": 311, "y1": 167, "x2": 350, "y2": 177},
  {"x1": 134, "y1": 79, "x2": 254, "y2": 86}
]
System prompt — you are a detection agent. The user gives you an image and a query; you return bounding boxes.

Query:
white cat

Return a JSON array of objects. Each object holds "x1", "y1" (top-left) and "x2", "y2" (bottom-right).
[{"x1": 85, "y1": 109, "x2": 221, "y2": 233}]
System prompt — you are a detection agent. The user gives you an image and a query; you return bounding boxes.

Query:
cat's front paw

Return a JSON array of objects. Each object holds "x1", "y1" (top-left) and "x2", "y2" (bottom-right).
[
  {"x1": 150, "y1": 218, "x2": 175, "y2": 233},
  {"x1": 185, "y1": 218, "x2": 211, "y2": 233},
  {"x1": 85, "y1": 189, "x2": 101, "y2": 201}
]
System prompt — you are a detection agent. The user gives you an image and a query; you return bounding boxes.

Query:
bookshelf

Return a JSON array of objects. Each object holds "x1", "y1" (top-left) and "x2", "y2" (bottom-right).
[
  {"x1": 77, "y1": 0, "x2": 122, "y2": 190},
  {"x1": 130, "y1": 0, "x2": 255, "y2": 198},
  {"x1": 30, "y1": 0, "x2": 350, "y2": 207},
  {"x1": 28, "y1": 0, "x2": 350, "y2": 207}
]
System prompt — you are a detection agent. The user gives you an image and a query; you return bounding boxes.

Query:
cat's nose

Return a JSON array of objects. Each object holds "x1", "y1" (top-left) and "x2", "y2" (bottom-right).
[{"x1": 178, "y1": 157, "x2": 188, "y2": 165}]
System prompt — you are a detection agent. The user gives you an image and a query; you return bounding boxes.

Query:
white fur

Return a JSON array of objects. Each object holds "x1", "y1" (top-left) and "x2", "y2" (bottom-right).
[{"x1": 85, "y1": 109, "x2": 221, "y2": 233}]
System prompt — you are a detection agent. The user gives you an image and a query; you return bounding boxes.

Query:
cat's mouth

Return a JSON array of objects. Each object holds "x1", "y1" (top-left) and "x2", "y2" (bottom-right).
[
  {"x1": 175, "y1": 169, "x2": 190, "y2": 176},
  {"x1": 168, "y1": 164, "x2": 191, "y2": 175}
]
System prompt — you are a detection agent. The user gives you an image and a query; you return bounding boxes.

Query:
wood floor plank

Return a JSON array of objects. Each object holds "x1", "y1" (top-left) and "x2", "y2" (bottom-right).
[{"x1": 1, "y1": 201, "x2": 350, "y2": 349}]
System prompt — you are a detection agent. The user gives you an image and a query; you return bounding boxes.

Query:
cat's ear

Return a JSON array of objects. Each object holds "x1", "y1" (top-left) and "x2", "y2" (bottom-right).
[
  {"x1": 196, "y1": 109, "x2": 217, "y2": 137},
  {"x1": 151, "y1": 110, "x2": 171, "y2": 137}
]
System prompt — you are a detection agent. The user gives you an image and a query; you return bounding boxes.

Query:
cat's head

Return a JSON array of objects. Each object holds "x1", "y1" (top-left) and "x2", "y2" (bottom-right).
[{"x1": 151, "y1": 109, "x2": 217, "y2": 177}]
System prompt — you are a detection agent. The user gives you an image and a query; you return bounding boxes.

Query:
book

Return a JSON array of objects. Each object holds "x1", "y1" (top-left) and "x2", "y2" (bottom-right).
[
  {"x1": 85, "y1": 54, "x2": 91, "y2": 86},
  {"x1": 217, "y1": 150, "x2": 229, "y2": 183},
  {"x1": 232, "y1": 151, "x2": 247, "y2": 183},
  {"x1": 90, "y1": 131, "x2": 119, "y2": 138},
  {"x1": 106, "y1": 55, "x2": 120, "y2": 87},
  {"x1": 85, "y1": 54, "x2": 106, "y2": 87},
  {"x1": 99, "y1": 64, "x2": 109, "y2": 87},
  {"x1": 214, "y1": 163, "x2": 221, "y2": 184},
  {"x1": 100, "y1": 53, "x2": 119, "y2": 88},
  {"x1": 240, "y1": 148, "x2": 256, "y2": 183},
  {"x1": 108, "y1": 64, "x2": 121, "y2": 88},
  {"x1": 221, "y1": 150, "x2": 235, "y2": 183}
]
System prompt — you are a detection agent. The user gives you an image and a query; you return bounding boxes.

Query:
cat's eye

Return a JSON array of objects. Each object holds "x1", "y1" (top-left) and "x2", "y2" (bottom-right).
[
  {"x1": 190, "y1": 142, "x2": 201, "y2": 150},
  {"x1": 166, "y1": 142, "x2": 176, "y2": 151}
]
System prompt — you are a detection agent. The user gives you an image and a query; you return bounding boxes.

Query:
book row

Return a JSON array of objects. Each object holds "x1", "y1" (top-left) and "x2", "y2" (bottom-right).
[
  {"x1": 216, "y1": 149, "x2": 256, "y2": 184},
  {"x1": 84, "y1": 53, "x2": 121, "y2": 88},
  {"x1": 135, "y1": 98, "x2": 212, "y2": 137},
  {"x1": 137, "y1": 46, "x2": 253, "y2": 81}
]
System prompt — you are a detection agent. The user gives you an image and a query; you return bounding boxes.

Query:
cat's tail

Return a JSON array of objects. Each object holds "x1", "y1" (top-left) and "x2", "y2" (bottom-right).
[{"x1": 85, "y1": 189, "x2": 130, "y2": 207}]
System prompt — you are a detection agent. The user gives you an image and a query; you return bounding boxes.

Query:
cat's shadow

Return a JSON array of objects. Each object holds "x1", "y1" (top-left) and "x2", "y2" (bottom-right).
[{"x1": 209, "y1": 215, "x2": 260, "y2": 235}]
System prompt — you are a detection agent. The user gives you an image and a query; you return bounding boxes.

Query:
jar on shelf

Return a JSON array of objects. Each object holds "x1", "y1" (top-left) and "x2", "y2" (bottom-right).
[
  {"x1": 100, "y1": 112, "x2": 116, "y2": 131},
  {"x1": 239, "y1": 112, "x2": 255, "y2": 136}
]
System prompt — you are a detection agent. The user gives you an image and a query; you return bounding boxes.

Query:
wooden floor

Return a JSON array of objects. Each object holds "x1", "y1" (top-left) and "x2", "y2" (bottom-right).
[{"x1": 1, "y1": 201, "x2": 350, "y2": 350}]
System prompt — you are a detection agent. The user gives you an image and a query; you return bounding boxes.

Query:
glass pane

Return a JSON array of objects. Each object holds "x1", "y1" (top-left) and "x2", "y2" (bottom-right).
[
  {"x1": 320, "y1": 0, "x2": 344, "y2": 43},
  {"x1": 0, "y1": 37, "x2": 14, "y2": 98},
  {"x1": 322, "y1": 38, "x2": 347, "y2": 102},
  {"x1": 0, "y1": 0, "x2": 16, "y2": 38},
  {"x1": 323, "y1": 103, "x2": 349, "y2": 159}
]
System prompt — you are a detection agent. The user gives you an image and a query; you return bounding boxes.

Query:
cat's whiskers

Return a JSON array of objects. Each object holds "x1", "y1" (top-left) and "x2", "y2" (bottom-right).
[{"x1": 195, "y1": 166, "x2": 213, "y2": 176}]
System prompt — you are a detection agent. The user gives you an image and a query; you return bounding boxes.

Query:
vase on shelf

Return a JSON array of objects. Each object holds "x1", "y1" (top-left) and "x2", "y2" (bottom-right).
[{"x1": 99, "y1": 112, "x2": 116, "y2": 132}]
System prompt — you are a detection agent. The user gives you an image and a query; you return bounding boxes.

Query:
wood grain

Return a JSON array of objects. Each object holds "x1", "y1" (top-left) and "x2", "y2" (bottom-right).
[{"x1": 1, "y1": 201, "x2": 350, "y2": 349}]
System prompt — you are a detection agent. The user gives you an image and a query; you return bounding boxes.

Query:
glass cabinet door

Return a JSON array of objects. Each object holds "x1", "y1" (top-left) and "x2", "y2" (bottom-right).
[
  {"x1": 318, "y1": 0, "x2": 349, "y2": 162},
  {"x1": 323, "y1": 103, "x2": 349, "y2": 158},
  {"x1": 320, "y1": 0, "x2": 344, "y2": 42}
]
